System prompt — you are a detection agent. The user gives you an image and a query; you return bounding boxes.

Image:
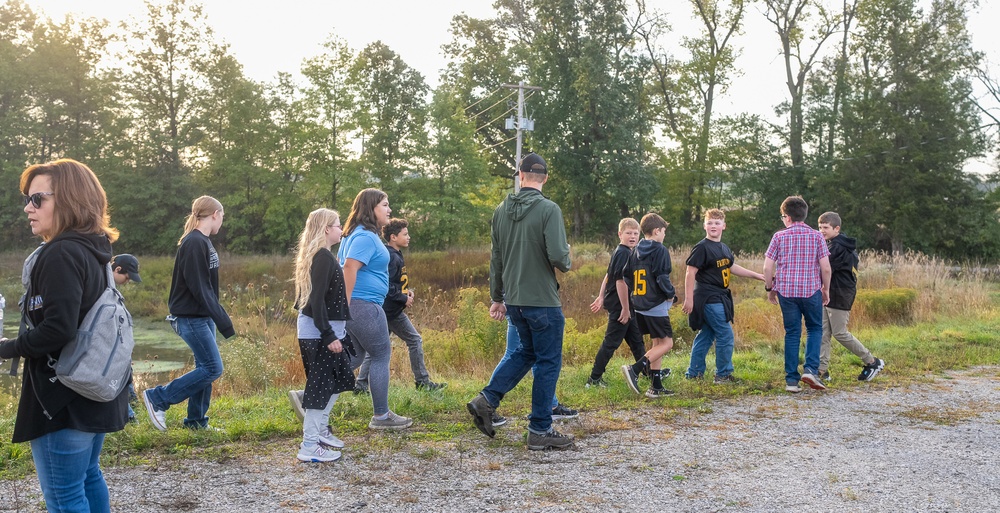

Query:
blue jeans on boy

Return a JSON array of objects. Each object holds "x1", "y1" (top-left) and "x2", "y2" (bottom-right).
[
  {"x1": 146, "y1": 316, "x2": 223, "y2": 428},
  {"x1": 489, "y1": 316, "x2": 559, "y2": 409},
  {"x1": 685, "y1": 302, "x2": 735, "y2": 378},
  {"x1": 31, "y1": 429, "x2": 110, "y2": 513},
  {"x1": 778, "y1": 290, "x2": 823, "y2": 384},
  {"x1": 483, "y1": 306, "x2": 564, "y2": 434}
]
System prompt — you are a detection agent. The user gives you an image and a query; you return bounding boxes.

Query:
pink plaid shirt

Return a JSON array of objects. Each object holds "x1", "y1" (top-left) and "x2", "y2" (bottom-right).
[{"x1": 765, "y1": 222, "x2": 830, "y2": 298}]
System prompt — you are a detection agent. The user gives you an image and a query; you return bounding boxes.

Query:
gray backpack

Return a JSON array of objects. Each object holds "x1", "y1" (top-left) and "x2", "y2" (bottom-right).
[{"x1": 24, "y1": 262, "x2": 135, "y2": 402}]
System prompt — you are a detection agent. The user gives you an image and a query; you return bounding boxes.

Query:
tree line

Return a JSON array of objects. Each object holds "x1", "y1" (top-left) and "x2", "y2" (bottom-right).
[{"x1": 1, "y1": 0, "x2": 998, "y2": 259}]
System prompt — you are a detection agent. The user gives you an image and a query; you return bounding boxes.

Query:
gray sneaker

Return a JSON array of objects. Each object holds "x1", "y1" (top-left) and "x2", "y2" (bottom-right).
[
  {"x1": 368, "y1": 411, "x2": 413, "y2": 430},
  {"x1": 801, "y1": 373, "x2": 827, "y2": 390},
  {"x1": 288, "y1": 390, "x2": 305, "y2": 421},
  {"x1": 526, "y1": 428, "x2": 574, "y2": 450},
  {"x1": 467, "y1": 393, "x2": 496, "y2": 438},
  {"x1": 319, "y1": 425, "x2": 344, "y2": 448}
]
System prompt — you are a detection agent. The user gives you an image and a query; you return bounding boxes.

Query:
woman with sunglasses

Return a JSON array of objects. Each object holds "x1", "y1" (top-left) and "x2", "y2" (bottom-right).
[
  {"x1": 142, "y1": 196, "x2": 235, "y2": 431},
  {"x1": 0, "y1": 159, "x2": 129, "y2": 512},
  {"x1": 338, "y1": 188, "x2": 412, "y2": 430}
]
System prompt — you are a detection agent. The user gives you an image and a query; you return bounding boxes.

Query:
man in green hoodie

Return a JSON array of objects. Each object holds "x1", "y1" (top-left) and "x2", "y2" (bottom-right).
[{"x1": 466, "y1": 152, "x2": 574, "y2": 451}]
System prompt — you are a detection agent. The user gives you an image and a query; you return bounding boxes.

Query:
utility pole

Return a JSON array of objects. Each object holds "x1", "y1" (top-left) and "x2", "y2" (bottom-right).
[{"x1": 503, "y1": 81, "x2": 541, "y2": 192}]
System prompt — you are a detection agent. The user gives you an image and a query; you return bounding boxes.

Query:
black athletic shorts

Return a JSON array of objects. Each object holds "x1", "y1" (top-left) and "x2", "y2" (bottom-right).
[{"x1": 636, "y1": 313, "x2": 673, "y2": 339}]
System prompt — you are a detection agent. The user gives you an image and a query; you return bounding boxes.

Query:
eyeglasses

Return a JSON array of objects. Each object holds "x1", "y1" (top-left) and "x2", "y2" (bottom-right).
[{"x1": 23, "y1": 192, "x2": 54, "y2": 208}]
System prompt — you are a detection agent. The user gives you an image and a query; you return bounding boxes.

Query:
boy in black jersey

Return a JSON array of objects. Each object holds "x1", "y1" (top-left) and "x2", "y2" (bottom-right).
[
  {"x1": 682, "y1": 209, "x2": 764, "y2": 383},
  {"x1": 586, "y1": 218, "x2": 646, "y2": 388},
  {"x1": 355, "y1": 218, "x2": 446, "y2": 392},
  {"x1": 621, "y1": 213, "x2": 679, "y2": 398}
]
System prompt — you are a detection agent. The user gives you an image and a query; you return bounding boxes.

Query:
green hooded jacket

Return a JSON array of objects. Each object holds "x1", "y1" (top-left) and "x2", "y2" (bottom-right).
[{"x1": 489, "y1": 187, "x2": 571, "y2": 307}]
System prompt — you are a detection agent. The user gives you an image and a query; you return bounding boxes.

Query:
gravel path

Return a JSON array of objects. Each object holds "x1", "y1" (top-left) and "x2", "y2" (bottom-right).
[{"x1": 3, "y1": 367, "x2": 999, "y2": 512}]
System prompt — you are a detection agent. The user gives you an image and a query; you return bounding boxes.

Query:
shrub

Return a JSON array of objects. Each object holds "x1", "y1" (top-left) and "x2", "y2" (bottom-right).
[{"x1": 854, "y1": 288, "x2": 918, "y2": 326}]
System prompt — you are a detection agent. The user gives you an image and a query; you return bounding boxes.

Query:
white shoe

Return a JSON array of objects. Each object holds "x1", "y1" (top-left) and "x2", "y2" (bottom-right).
[
  {"x1": 297, "y1": 443, "x2": 341, "y2": 463},
  {"x1": 785, "y1": 384, "x2": 802, "y2": 393},
  {"x1": 143, "y1": 389, "x2": 167, "y2": 431},
  {"x1": 319, "y1": 425, "x2": 345, "y2": 448}
]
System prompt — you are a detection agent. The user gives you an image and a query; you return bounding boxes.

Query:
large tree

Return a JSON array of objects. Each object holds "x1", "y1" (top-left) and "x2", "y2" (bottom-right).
[
  {"x1": 820, "y1": 0, "x2": 996, "y2": 257},
  {"x1": 348, "y1": 41, "x2": 429, "y2": 199}
]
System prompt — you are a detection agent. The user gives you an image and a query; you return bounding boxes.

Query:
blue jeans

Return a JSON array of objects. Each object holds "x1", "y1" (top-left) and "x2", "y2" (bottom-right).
[
  {"x1": 778, "y1": 291, "x2": 823, "y2": 384},
  {"x1": 685, "y1": 302, "x2": 735, "y2": 378},
  {"x1": 147, "y1": 316, "x2": 223, "y2": 428},
  {"x1": 489, "y1": 317, "x2": 558, "y2": 409},
  {"x1": 483, "y1": 307, "x2": 564, "y2": 433},
  {"x1": 30, "y1": 429, "x2": 109, "y2": 513}
]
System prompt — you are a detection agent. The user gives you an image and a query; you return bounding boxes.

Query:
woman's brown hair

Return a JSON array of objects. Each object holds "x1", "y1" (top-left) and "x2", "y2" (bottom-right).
[
  {"x1": 343, "y1": 188, "x2": 387, "y2": 238},
  {"x1": 20, "y1": 159, "x2": 119, "y2": 243}
]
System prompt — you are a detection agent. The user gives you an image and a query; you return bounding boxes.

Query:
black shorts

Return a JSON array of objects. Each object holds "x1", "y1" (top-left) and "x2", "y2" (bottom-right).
[{"x1": 636, "y1": 313, "x2": 673, "y2": 339}]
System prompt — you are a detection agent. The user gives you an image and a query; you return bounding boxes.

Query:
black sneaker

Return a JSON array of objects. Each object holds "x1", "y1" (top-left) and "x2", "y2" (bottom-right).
[
  {"x1": 415, "y1": 380, "x2": 448, "y2": 391},
  {"x1": 466, "y1": 393, "x2": 496, "y2": 438},
  {"x1": 684, "y1": 373, "x2": 704, "y2": 380},
  {"x1": 644, "y1": 387, "x2": 675, "y2": 398},
  {"x1": 621, "y1": 364, "x2": 641, "y2": 395},
  {"x1": 820, "y1": 371, "x2": 831, "y2": 382},
  {"x1": 858, "y1": 358, "x2": 885, "y2": 381},
  {"x1": 353, "y1": 382, "x2": 369, "y2": 395},
  {"x1": 491, "y1": 412, "x2": 508, "y2": 427},
  {"x1": 713, "y1": 374, "x2": 740, "y2": 384},
  {"x1": 526, "y1": 428, "x2": 574, "y2": 450},
  {"x1": 551, "y1": 404, "x2": 579, "y2": 420},
  {"x1": 585, "y1": 377, "x2": 608, "y2": 389}
]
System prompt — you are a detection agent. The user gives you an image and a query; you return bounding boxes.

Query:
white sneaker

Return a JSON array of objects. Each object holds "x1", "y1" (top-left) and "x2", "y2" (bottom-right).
[
  {"x1": 297, "y1": 443, "x2": 341, "y2": 463},
  {"x1": 288, "y1": 390, "x2": 305, "y2": 421},
  {"x1": 143, "y1": 389, "x2": 167, "y2": 431},
  {"x1": 319, "y1": 425, "x2": 345, "y2": 448},
  {"x1": 785, "y1": 384, "x2": 802, "y2": 393}
]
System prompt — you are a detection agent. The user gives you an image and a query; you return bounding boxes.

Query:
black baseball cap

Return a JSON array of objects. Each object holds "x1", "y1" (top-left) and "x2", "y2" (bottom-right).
[
  {"x1": 111, "y1": 254, "x2": 142, "y2": 283},
  {"x1": 519, "y1": 153, "x2": 547, "y2": 174}
]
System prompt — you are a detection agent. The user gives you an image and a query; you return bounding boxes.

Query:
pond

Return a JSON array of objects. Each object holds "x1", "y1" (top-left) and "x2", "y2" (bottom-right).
[{"x1": 1, "y1": 314, "x2": 190, "y2": 395}]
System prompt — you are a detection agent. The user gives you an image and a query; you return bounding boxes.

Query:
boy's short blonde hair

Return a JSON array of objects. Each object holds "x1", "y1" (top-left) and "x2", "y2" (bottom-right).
[
  {"x1": 639, "y1": 212, "x2": 669, "y2": 236},
  {"x1": 704, "y1": 208, "x2": 725, "y2": 221},
  {"x1": 618, "y1": 217, "x2": 639, "y2": 232}
]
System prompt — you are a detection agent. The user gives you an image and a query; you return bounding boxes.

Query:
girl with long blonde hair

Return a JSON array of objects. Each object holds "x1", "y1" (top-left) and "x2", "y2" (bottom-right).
[
  {"x1": 289, "y1": 208, "x2": 354, "y2": 462},
  {"x1": 142, "y1": 195, "x2": 235, "y2": 432}
]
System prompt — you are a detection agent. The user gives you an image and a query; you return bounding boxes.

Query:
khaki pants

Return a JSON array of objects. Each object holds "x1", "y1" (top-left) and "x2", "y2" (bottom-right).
[{"x1": 820, "y1": 307, "x2": 873, "y2": 373}]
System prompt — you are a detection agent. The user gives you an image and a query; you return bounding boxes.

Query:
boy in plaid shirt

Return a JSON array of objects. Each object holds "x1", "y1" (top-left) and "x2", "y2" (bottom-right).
[{"x1": 763, "y1": 196, "x2": 831, "y2": 393}]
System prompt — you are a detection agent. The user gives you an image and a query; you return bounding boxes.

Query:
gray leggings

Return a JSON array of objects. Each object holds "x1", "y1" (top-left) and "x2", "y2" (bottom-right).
[{"x1": 347, "y1": 299, "x2": 392, "y2": 416}]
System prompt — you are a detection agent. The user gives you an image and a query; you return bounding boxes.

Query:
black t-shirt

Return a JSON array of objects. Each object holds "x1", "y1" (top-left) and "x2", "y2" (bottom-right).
[
  {"x1": 686, "y1": 238, "x2": 735, "y2": 303},
  {"x1": 602, "y1": 244, "x2": 636, "y2": 311}
]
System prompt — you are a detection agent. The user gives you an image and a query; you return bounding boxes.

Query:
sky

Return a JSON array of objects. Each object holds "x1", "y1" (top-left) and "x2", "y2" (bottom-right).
[{"x1": 22, "y1": 0, "x2": 1000, "y2": 173}]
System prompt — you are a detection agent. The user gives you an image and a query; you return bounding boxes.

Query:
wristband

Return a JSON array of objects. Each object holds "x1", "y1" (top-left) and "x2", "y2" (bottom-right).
[{"x1": 764, "y1": 285, "x2": 773, "y2": 292}]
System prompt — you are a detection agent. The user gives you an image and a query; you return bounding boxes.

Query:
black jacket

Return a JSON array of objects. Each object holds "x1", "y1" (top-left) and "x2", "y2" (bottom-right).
[
  {"x1": 167, "y1": 230, "x2": 235, "y2": 338},
  {"x1": 631, "y1": 238, "x2": 677, "y2": 311},
  {"x1": 381, "y1": 246, "x2": 408, "y2": 320},
  {"x1": 300, "y1": 249, "x2": 351, "y2": 344},
  {"x1": 827, "y1": 234, "x2": 859, "y2": 311},
  {"x1": 0, "y1": 232, "x2": 128, "y2": 443}
]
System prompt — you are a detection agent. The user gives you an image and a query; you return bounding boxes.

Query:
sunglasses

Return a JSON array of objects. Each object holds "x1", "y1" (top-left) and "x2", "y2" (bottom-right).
[{"x1": 23, "y1": 192, "x2": 55, "y2": 208}]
